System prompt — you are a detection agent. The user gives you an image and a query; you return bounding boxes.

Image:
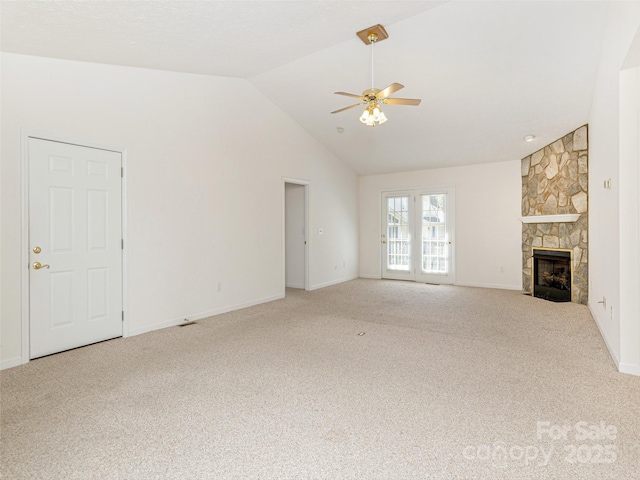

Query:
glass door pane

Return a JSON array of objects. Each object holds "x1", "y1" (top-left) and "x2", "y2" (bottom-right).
[
  {"x1": 421, "y1": 194, "x2": 448, "y2": 274},
  {"x1": 387, "y1": 196, "x2": 410, "y2": 271}
]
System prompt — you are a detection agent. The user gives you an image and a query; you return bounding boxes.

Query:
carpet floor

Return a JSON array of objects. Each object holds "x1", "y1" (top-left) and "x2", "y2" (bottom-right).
[{"x1": 1, "y1": 279, "x2": 639, "y2": 479}]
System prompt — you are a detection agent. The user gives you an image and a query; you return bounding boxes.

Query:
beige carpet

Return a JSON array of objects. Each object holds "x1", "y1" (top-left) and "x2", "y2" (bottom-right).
[{"x1": 2, "y1": 279, "x2": 639, "y2": 479}]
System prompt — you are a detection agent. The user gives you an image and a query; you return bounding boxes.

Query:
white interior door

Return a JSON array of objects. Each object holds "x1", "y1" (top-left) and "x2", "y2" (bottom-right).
[
  {"x1": 29, "y1": 138, "x2": 123, "y2": 359},
  {"x1": 382, "y1": 188, "x2": 454, "y2": 284}
]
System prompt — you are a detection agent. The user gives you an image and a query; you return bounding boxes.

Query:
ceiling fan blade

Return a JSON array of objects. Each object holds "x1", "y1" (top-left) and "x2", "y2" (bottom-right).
[
  {"x1": 331, "y1": 102, "x2": 364, "y2": 114},
  {"x1": 334, "y1": 91, "x2": 364, "y2": 100},
  {"x1": 376, "y1": 83, "x2": 404, "y2": 100},
  {"x1": 382, "y1": 97, "x2": 422, "y2": 106}
]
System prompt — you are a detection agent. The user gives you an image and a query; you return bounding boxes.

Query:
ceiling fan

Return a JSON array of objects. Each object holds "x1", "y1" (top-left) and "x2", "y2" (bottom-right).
[{"x1": 331, "y1": 24, "x2": 421, "y2": 126}]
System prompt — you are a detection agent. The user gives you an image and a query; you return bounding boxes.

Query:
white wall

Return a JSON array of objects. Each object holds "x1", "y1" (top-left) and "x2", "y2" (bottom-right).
[
  {"x1": 0, "y1": 53, "x2": 359, "y2": 368},
  {"x1": 588, "y1": 2, "x2": 640, "y2": 374},
  {"x1": 619, "y1": 65, "x2": 640, "y2": 374},
  {"x1": 359, "y1": 160, "x2": 522, "y2": 290}
]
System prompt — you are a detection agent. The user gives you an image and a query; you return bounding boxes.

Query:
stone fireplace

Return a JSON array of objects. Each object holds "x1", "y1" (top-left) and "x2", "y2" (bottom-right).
[{"x1": 521, "y1": 125, "x2": 588, "y2": 304}]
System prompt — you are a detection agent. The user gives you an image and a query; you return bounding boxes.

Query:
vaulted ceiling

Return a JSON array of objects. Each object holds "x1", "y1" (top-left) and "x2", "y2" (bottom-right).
[{"x1": 1, "y1": 1, "x2": 610, "y2": 175}]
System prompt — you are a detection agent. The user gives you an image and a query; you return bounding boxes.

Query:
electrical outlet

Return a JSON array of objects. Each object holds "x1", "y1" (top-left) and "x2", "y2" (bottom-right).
[{"x1": 604, "y1": 179, "x2": 612, "y2": 189}]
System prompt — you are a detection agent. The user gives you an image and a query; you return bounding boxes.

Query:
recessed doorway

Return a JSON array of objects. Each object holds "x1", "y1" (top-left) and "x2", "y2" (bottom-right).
[{"x1": 284, "y1": 179, "x2": 309, "y2": 290}]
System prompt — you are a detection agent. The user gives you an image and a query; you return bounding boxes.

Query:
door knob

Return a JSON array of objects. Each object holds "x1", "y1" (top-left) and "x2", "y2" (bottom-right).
[
  {"x1": 33, "y1": 262, "x2": 50, "y2": 270},
  {"x1": 33, "y1": 246, "x2": 42, "y2": 254}
]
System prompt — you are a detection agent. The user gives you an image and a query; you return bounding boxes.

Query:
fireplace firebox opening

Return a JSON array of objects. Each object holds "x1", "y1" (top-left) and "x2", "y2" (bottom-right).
[{"x1": 532, "y1": 249, "x2": 571, "y2": 302}]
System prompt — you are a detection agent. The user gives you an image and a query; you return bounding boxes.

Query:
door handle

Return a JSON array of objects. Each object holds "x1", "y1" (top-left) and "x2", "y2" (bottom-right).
[{"x1": 33, "y1": 262, "x2": 50, "y2": 270}]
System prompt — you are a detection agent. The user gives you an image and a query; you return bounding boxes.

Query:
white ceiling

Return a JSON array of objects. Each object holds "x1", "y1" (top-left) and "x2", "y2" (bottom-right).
[{"x1": 1, "y1": 0, "x2": 611, "y2": 175}]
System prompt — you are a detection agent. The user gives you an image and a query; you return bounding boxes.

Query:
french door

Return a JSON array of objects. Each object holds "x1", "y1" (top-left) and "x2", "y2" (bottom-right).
[{"x1": 381, "y1": 188, "x2": 454, "y2": 284}]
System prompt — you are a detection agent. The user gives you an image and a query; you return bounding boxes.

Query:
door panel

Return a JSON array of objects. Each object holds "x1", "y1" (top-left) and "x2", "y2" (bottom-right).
[
  {"x1": 416, "y1": 192, "x2": 453, "y2": 284},
  {"x1": 29, "y1": 138, "x2": 123, "y2": 359},
  {"x1": 382, "y1": 193, "x2": 414, "y2": 280}
]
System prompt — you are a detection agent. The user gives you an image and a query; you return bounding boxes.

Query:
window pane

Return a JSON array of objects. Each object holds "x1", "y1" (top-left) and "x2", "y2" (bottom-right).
[
  {"x1": 386, "y1": 196, "x2": 410, "y2": 271},
  {"x1": 421, "y1": 194, "x2": 447, "y2": 274}
]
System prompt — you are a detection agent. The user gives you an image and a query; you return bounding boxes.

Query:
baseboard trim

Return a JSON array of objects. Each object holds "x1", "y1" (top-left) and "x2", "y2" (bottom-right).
[
  {"x1": 309, "y1": 275, "x2": 359, "y2": 291},
  {"x1": 1, "y1": 357, "x2": 24, "y2": 371},
  {"x1": 454, "y1": 281, "x2": 522, "y2": 291},
  {"x1": 619, "y1": 362, "x2": 640, "y2": 377},
  {"x1": 127, "y1": 293, "x2": 285, "y2": 337},
  {"x1": 588, "y1": 304, "x2": 621, "y2": 371},
  {"x1": 358, "y1": 277, "x2": 522, "y2": 290}
]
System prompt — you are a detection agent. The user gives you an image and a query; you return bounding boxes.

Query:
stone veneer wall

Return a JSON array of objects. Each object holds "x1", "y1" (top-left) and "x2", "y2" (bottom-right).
[{"x1": 521, "y1": 125, "x2": 588, "y2": 304}]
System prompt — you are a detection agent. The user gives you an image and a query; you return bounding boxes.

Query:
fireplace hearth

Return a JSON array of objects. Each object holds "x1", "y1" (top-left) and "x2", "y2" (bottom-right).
[{"x1": 533, "y1": 249, "x2": 571, "y2": 302}]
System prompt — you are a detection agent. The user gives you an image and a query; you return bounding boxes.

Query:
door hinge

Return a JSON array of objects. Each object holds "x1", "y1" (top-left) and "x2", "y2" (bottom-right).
[
  {"x1": 122, "y1": 311, "x2": 124, "y2": 322},
  {"x1": 121, "y1": 239, "x2": 124, "y2": 250},
  {"x1": 121, "y1": 167, "x2": 124, "y2": 178}
]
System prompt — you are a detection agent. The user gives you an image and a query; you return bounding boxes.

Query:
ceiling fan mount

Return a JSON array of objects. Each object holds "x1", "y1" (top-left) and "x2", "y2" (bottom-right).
[
  {"x1": 331, "y1": 24, "x2": 421, "y2": 126},
  {"x1": 355, "y1": 24, "x2": 389, "y2": 45}
]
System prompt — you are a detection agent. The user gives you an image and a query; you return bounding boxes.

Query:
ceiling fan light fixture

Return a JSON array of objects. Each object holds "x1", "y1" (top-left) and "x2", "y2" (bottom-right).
[{"x1": 360, "y1": 102, "x2": 387, "y2": 127}]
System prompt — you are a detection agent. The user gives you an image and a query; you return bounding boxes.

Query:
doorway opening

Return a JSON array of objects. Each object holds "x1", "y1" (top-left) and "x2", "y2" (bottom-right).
[{"x1": 284, "y1": 179, "x2": 309, "y2": 291}]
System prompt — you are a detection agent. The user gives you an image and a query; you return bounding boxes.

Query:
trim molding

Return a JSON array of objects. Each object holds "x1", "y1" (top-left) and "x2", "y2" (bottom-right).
[
  {"x1": 619, "y1": 362, "x2": 640, "y2": 377},
  {"x1": 127, "y1": 293, "x2": 285, "y2": 337},
  {"x1": 359, "y1": 274, "x2": 381, "y2": 279},
  {"x1": 358, "y1": 277, "x2": 522, "y2": 290},
  {"x1": 589, "y1": 304, "x2": 621, "y2": 371},
  {"x1": 520, "y1": 214, "x2": 581, "y2": 223},
  {"x1": 455, "y1": 281, "x2": 522, "y2": 291},
  {"x1": 1, "y1": 357, "x2": 24, "y2": 371},
  {"x1": 309, "y1": 275, "x2": 359, "y2": 291}
]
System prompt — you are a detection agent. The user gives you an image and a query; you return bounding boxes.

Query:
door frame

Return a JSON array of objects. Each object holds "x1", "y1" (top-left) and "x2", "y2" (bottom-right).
[
  {"x1": 282, "y1": 178, "x2": 309, "y2": 291},
  {"x1": 20, "y1": 130, "x2": 128, "y2": 365}
]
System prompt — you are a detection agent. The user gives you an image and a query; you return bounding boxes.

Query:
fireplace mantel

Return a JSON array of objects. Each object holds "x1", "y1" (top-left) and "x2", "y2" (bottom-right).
[{"x1": 519, "y1": 214, "x2": 581, "y2": 224}]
